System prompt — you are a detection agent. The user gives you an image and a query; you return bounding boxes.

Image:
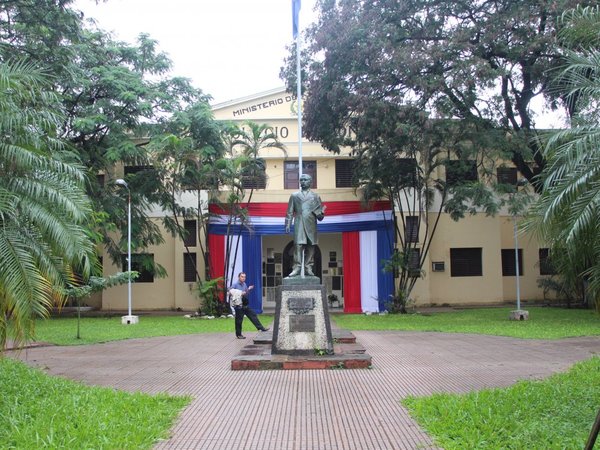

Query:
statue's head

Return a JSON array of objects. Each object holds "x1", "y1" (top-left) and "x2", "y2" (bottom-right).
[{"x1": 299, "y1": 174, "x2": 312, "y2": 189}]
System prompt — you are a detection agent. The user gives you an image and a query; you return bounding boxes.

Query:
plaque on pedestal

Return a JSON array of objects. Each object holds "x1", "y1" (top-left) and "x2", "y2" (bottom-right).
[{"x1": 272, "y1": 283, "x2": 333, "y2": 355}]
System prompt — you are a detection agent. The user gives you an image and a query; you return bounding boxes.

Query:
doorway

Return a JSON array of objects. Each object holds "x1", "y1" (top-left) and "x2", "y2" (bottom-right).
[{"x1": 282, "y1": 240, "x2": 322, "y2": 282}]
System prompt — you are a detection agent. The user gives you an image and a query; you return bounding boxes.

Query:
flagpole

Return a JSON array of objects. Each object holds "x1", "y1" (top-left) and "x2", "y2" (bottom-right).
[{"x1": 294, "y1": 1, "x2": 303, "y2": 181}]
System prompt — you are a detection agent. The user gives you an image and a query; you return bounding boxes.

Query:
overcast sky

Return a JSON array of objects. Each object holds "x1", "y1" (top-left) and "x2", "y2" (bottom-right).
[
  {"x1": 73, "y1": 0, "x2": 563, "y2": 127},
  {"x1": 74, "y1": 0, "x2": 318, "y2": 104}
]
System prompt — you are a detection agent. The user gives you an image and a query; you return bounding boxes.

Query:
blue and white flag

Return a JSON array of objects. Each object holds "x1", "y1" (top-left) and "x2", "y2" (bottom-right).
[{"x1": 292, "y1": 0, "x2": 301, "y2": 38}]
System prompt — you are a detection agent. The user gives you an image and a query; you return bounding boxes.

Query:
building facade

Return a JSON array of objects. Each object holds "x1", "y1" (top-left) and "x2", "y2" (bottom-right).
[{"x1": 97, "y1": 88, "x2": 552, "y2": 313}]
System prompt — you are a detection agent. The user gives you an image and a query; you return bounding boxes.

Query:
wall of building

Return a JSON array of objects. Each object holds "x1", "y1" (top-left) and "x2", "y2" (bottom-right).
[
  {"x1": 96, "y1": 88, "x2": 552, "y2": 311},
  {"x1": 424, "y1": 214, "x2": 504, "y2": 304},
  {"x1": 101, "y1": 219, "x2": 204, "y2": 311},
  {"x1": 499, "y1": 216, "x2": 550, "y2": 302}
]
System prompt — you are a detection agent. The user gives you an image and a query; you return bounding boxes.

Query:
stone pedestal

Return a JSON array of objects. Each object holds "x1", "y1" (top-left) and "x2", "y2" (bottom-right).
[
  {"x1": 231, "y1": 276, "x2": 372, "y2": 370},
  {"x1": 271, "y1": 278, "x2": 334, "y2": 355}
]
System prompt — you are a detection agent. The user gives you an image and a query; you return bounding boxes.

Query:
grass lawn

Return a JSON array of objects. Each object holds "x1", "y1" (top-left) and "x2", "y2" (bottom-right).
[
  {"x1": 29, "y1": 307, "x2": 599, "y2": 346},
  {"x1": 403, "y1": 356, "x2": 600, "y2": 450},
  {"x1": 0, "y1": 357, "x2": 190, "y2": 449},
  {"x1": 33, "y1": 314, "x2": 274, "y2": 346},
  {"x1": 332, "y1": 306, "x2": 600, "y2": 339},
  {"x1": 8, "y1": 306, "x2": 599, "y2": 449}
]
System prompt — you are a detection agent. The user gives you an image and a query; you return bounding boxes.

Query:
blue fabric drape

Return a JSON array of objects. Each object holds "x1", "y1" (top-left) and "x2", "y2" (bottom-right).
[
  {"x1": 242, "y1": 235, "x2": 263, "y2": 313},
  {"x1": 377, "y1": 224, "x2": 395, "y2": 311}
]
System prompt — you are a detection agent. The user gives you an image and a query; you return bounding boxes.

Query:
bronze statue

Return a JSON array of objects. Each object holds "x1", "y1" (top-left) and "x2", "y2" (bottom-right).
[{"x1": 285, "y1": 174, "x2": 326, "y2": 277}]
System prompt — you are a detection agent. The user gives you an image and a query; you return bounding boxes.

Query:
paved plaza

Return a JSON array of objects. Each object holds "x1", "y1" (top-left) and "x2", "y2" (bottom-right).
[{"x1": 12, "y1": 331, "x2": 600, "y2": 449}]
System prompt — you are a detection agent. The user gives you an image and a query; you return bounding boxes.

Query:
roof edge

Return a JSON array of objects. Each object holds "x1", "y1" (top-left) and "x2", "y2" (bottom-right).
[{"x1": 211, "y1": 87, "x2": 288, "y2": 110}]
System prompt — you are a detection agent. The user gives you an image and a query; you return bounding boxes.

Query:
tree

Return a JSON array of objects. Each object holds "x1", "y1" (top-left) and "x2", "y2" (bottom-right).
[
  {"x1": 0, "y1": 0, "x2": 210, "y2": 271},
  {"x1": 281, "y1": 0, "x2": 593, "y2": 305},
  {"x1": 232, "y1": 121, "x2": 287, "y2": 191},
  {"x1": 0, "y1": 60, "x2": 96, "y2": 349},
  {"x1": 65, "y1": 273, "x2": 133, "y2": 339},
  {"x1": 149, "y1": 118, "x2": 286, "y2": 314},
  {"x1": 525, "y1": 5, "x2": 600, "y2": 311},
  {"x1": 217, "y1": 122, "x2": 287, "y2": 294},
  {"x1": 343, "y1": 102, "x2": 505, "y2": 306},
  {"x1": 283, "y1": 0, "x2": 595, "y2": 185},
  {"x1": 149, "y1": 102, "x2": 226, "y2": 313}
]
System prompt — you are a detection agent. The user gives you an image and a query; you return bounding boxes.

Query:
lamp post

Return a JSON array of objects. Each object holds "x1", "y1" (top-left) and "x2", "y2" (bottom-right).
[
  {"x1": 116, "y1": 179, "x2": 139, "y2": 325},
  {"x1": 509, "y1": 178, "x2": 529, "y2": 321}
]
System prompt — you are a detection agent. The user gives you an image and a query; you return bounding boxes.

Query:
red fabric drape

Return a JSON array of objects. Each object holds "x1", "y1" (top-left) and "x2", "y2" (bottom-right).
[
  {"x1": 208, "y1": 234, "x2": 225, "y2": 301},
  {"x1": 209, "y1": 200, "x2": 391, "y2": 217},
  {"x1": 342, "y1": 231, "x2": 362, "y2": 313}
]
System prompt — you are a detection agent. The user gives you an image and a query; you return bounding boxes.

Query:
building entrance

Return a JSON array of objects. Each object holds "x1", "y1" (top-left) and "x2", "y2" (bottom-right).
[{"x1": 282, "y1": 240, "x2": 322, "y2": 282}]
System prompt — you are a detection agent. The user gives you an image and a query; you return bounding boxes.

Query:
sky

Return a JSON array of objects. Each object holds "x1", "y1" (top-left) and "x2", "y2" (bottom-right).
[
  {"x1": 74, "y1": 0, "x2": 318, "y2": 104},
  {"x1": 73, "y1": 0, "x2": 562, "y2": 127}
]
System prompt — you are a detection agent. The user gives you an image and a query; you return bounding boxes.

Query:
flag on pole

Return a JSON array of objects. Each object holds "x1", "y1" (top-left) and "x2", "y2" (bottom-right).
[{"x1": 292, "y1": 0, "x2": 301, "y2": 38}]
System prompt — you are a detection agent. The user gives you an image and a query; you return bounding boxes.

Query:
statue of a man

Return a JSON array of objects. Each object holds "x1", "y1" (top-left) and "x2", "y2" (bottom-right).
[{"x1": 285, "y1": 174, "x2": 326, "y2": 277}]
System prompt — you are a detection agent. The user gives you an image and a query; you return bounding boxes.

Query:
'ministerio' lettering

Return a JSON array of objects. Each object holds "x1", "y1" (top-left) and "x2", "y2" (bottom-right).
[{"x1": 232, "y1": 95, "x2": 296, "y2": 117}]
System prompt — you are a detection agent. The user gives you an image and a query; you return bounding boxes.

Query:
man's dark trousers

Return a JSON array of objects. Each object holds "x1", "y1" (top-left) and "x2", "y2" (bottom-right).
[{"x1": 234, "y1": 305, "x2": 264, "y2": 336}]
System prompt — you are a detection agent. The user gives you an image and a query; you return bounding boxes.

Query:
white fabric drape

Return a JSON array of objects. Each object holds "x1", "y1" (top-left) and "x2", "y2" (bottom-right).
[
  {"x1": 226, "y1": 237, "x2": 244, "y2": 288},
  {"x1": 360, "y1": 230, "x2": 379, "y2": 312},
  {"x1": 210, "y1": 210, "x2": 392, "y2": 226}
]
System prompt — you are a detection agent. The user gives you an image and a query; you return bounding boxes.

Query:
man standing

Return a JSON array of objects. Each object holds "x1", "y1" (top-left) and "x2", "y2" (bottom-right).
[
  {"x1": 285, "y1": 173, "x2": 326, "y2": 277},
  {"x1": 229, "y1": 272, "x2": 268, "y2": 339}
]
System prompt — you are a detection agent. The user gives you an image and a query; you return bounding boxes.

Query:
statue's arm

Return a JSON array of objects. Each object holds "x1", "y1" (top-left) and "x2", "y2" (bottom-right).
[{"x1": 314, "y1": 194, "x2": 325, "y2": 221}]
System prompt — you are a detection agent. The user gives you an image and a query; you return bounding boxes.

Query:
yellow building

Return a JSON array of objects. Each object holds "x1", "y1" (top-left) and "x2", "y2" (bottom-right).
[{"x1": 97, "y1": 88, "x2": 552, "y2": 313}]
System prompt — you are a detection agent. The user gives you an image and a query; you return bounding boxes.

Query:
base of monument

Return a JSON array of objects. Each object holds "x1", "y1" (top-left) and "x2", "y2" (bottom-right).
[{"x1": 231, "y1": 329, "x2": 372, "y2": 370}]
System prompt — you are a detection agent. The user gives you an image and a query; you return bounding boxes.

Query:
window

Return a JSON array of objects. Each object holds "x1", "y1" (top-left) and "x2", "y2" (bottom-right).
[
  {"x1": 241, "y1": 171, "x2": 267, "y2": 189},
  {"x1": 183, "y1": 253, "x2": 197, "y2": 282},
  {"x1": 501, "y1": 249, "x2": 524, "y2": 276},
  {"x1": 284, "y1": 160, "x2": 317, "y2": 189},
  {"x1": 241, "y1": 162, "x2": 267, "y2": 189},
  {"x1": 97, "y1": 256, "x2": 103, "y2": 276},
  {"x1": 397, "y1": 158, "x2": 418, "y2": 186},
  {"x1": 408, "y1": 248, "x2": 421, "y2": 277},
  {"x1": 335, "y1": 159, "x2": 355, "y2": 188},
  {"x1": 96, "y1": 174, "x2": 105, "y2": 188},
  {"x1": 180, "y1": 160, "x2": 218, "y2": 190},
  {"x1": 497, "y1": 167, "x2": 518, "y2": 185},
  {"x1": 124, "y1": 165, "x2": 159, "y2": 191},
  {"x1": 445, "y1": 160, "x2": 478, "y2": 187},
  {"x1": 122, "y1": 253, "x2": 154, "y2": 283},
  {"x1": 539, "y1": 248, "x2": 556, "y2": 275},
  {"x1": 183, "y1": 220, "x2": 197, "y2": 247},
  {"x1": 124, "y1": 165, "x2": 154, "y2": 176},
  {"x1": 405, "y1": 216, "x2": 419, "y2": 243},
  {"x1": 450, "y1": 248, "x2": 482, "y2": 277}
]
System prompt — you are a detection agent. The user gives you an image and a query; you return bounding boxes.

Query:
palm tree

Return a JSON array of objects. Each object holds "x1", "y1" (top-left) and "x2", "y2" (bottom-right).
[
  {"x1": 221, "y1": 121, "x2": 287, "y2": 288},
  {"x1": 525, "y1": 6, "x2": 600, "y2": 310},
  {"x1": 0, "y1": 60, "x2": 96, "y2": 349},
  {"x1": 231, "y1": 121, "x2": 287, "y2": 192}
]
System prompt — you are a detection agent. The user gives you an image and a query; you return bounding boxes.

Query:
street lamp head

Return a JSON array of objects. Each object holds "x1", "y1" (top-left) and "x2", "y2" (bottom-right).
[{"x1": 115, "y1": 179, "x2": 129, "y2": 189}]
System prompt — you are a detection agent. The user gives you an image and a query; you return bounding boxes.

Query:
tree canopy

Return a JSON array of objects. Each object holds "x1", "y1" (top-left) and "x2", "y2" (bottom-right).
[
  {"x1": 0, "y1": 60, "x2": 96, "y2": 348},
  {"x1": 283, "y1": 0, "x2": 597, "y2": 185},
  {"x1": 526, "y1": 5, "x2": 600, "y2": 310},
  {"x1": 280, "y1": 0, "x2": 600, "y2": 303},
  {"x1": 0, "y1": 0, "x2": 214, "y2": 267}
]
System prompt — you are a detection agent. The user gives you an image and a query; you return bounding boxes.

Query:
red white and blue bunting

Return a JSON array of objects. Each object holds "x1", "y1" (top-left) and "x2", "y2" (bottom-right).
[{"x1": 208, "y1": 201, "x2": 394, "y2": 313}]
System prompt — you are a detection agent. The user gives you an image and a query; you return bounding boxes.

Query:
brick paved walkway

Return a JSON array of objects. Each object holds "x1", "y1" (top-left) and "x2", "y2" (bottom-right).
[{"x1": 12, "y1": 332, "x2": 600, "y2": 450}]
